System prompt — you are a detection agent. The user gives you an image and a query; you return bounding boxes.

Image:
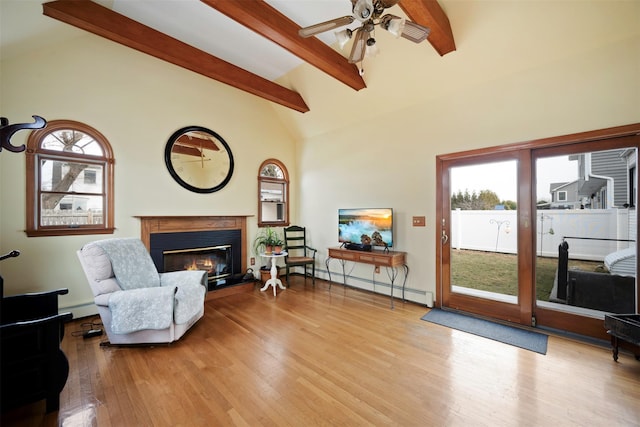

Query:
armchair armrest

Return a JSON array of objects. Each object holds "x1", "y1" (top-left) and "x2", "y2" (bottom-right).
[
  {"x1": 305, "y1": 246, "x2": 317, "y2": 258},
  {"x1": 108, "y1": 286, "x2": 176, "y2": 334},
  {"x1": 160, "y1": 270, "x2": 208, "y2": 289}
]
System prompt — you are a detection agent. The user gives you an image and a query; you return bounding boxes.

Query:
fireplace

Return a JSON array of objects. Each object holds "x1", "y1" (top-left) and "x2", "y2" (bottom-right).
[
  {"x1": 163, "y1": 245, "x2": 233, "y2": 283},
  {"x1": 137, "y1": 216, "x2": 251, "y2": 294},
  {"x1": 150, "y1": 229, "x2": 242, "y2": 290}
]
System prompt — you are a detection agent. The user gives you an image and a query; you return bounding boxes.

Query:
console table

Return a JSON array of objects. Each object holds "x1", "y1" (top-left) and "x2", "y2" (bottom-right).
[{"x1": 325, "y1": 247, "x2": 409, "y2": 308}]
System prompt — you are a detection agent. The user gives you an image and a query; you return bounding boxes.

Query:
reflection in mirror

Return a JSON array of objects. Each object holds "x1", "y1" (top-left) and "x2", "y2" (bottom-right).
[
  {"x1": 165, "y1": 126, "x2": 233, "y2": 193},
  {"x1": 261, "y1": 181, "x2": 285, "y2": 221},
  {"x1": 258, "y1": 159, "x2": 289, "y2": 226},
  {"x1": 535, "y1": 148, "x2": 638, "y2": 314}
]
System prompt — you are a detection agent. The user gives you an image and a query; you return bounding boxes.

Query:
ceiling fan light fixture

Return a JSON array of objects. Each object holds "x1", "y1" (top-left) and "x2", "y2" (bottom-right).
[
  {"x1": 353, "y1": 0, "x2": 374, "y2": 22},
  {"x1": 365, "y1": 38, "x2": 379, "y2": 57},
  {"x1": 386, "y1": 17, "x2": 405, "y2": 38},
  {"x1": 335, "y1": 28, "x2": 353, "y2": 49}
]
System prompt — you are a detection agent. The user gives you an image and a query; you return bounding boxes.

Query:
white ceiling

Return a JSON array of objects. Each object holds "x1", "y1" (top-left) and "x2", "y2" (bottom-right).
[
  {"x1": 1, "y1": 0, "x2": 409, "y2": 81},
  {"x1": 112, "y1": 0, "x2": 357, "y2": 81}
]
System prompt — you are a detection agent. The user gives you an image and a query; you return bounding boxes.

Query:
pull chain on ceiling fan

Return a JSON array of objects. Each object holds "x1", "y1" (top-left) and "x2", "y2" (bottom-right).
[{"x1": 298, "y1": 0, "x2": 430, "y2": 72}]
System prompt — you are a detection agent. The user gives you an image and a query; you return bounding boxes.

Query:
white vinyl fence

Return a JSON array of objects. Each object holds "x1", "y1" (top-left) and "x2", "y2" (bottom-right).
[
  {"x1": 451, "y1": 208, "x2": 635, "y2": 261},
  {"x1": 41, "y1": 209, "x2": 103, "y2": 226}
]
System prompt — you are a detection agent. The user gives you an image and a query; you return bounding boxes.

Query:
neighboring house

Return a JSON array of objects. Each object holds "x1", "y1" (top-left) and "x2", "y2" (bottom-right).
[
  {"x1": 549, "y1": 149, "x2": 632, "y2": 209},
  {"x1": 548, "y1": 181, "x2": 581, "y2": 209}
]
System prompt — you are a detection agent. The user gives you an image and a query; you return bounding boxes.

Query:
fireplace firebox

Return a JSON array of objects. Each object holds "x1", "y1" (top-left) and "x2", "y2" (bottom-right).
[
  {"x1": 163, "y1": 245, "x2": 232, "y2": 284},
  {"x1": 150, "y1": 229, "x2": 244, "y2": 290}
]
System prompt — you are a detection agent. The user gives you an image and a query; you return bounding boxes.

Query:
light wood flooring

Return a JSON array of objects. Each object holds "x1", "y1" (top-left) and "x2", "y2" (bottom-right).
[{"x1": 3, "y1": 276, "x2": 640, "y2": 426}]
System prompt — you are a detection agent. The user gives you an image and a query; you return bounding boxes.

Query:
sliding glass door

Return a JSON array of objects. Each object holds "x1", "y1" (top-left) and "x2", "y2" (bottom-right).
[
  {"x1": 437, "y1": 124, "x2": 640, "y2": 338},
  {"x1": 438, "y1": 152, "x2": 533, "y2": 324},
  {"x1": 533, "y1": 142, "x2": 638, "y2": 336}
]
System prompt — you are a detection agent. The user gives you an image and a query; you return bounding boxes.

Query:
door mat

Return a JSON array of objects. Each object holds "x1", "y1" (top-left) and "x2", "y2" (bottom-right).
[{"x1": 421, "y1": 309, "x2": 548, "y2": 354}]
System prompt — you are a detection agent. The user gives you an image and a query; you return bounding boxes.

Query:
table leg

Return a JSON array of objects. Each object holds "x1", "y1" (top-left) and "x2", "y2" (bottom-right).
[
  {"x1": 387, "y1": 266, "x2": 399, "y2": 309},
  {"x1": 326, "y1": 258, "x2": 333, "y2": 289},
  {"x1": 259, "y1": 257, "x2": 285, "y2": 296},
  {"x1": 387, "y1": 264, "x2": 409, "y2": 309},
  {"x1": 611, "y1": 335, "x2": 619, "y2": 362},
  {"x1": 327, "y1": 258, "x2": 348, "y2": 291}
]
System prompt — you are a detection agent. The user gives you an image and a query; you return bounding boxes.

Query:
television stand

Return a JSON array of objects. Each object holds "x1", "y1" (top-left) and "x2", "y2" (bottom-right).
[{"x1": 326, "y1": 247, "x2": 408, "y2": 309}]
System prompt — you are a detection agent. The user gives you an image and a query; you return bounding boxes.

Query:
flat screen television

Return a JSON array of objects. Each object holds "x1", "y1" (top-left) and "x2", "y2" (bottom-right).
[{"x1": 338, "y1": 208, "x2": 393, "y2": 248}]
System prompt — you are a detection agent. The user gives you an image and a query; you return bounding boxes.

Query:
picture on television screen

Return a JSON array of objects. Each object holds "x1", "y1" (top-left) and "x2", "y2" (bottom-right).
[{"x1": 338, "y1": 208, "x2": 393, "y2": 248}]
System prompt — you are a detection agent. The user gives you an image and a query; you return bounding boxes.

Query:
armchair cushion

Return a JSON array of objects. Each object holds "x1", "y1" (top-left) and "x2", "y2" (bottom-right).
[
  {"x1": 108, "y1": 286, "x2": 175, "y2": 334},
  {"x1": 95, "y1": 238, "x2": 160, "y2": 290}
]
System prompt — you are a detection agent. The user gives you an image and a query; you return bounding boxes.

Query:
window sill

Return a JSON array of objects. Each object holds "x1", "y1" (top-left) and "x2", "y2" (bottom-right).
[{"x1": 25, "y1": 228, "x2": 116, "y2": 237}]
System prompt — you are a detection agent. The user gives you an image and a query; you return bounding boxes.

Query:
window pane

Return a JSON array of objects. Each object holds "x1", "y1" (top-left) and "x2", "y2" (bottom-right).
[
  {"x1": 535, "y1": 149, "x2": 637, "y2": 314},
  {"x1": 260, "y1": 164, "x2": 283, "y2": 178},
  {"x1": 40, "y1": 159, "x2": 103, "y2": 194},
  {"x1": 41, "y1": 129, "x2": 104, "y2": 156},
  {"x1": 450, "y1": 160, "x2": 518, "y2": 302},
  {"x1": 40, "y1": 194, "x2": 104, "y2": 226}
]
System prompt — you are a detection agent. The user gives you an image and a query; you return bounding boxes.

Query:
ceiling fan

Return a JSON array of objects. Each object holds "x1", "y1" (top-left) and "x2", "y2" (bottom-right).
[{"x1": 298, "y1": 0, "x2": 431, "y2": 66}]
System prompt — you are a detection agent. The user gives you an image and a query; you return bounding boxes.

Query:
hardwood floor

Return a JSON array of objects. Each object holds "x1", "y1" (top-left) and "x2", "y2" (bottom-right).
[{"x1": 3, "y1": 277, "x2": 640, "y2": 426}]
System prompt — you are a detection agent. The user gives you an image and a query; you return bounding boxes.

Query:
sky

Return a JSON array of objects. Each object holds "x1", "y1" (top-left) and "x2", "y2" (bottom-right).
[{"x1": 450, "y1": 156, "x2": 578, "y2": 202}]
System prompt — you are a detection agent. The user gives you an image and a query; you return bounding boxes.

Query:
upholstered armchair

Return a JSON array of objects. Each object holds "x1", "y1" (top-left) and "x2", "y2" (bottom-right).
[{"x1": 77, "y1": 238, "x2": 207, "y2": 345}]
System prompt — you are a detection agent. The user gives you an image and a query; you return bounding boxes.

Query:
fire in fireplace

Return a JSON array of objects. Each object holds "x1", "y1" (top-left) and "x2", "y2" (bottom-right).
[
  {"x1": 149, "y1": 228, "x2": 244, "y2": 291},
  {"x1": 163, "y1": 245, "x2": 232, "y2": 284}
]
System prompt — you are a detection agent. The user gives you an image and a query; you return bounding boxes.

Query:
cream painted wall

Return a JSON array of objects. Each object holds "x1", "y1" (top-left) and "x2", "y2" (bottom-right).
[
  {"x1": 1, "y1": 1, "x2": 638, "y2": 315},
  {"x1": 0, "y1": 34, "x2": 298, "y2": 316},
  {"x1": 285, "y1": 1, "x2": 640, "y2": 305}
]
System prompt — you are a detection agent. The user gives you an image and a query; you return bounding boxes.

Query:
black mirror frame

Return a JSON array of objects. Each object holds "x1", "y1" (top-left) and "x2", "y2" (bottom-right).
[{"x1": 164, "y1": 125, "x2": 234, "y2": 194}]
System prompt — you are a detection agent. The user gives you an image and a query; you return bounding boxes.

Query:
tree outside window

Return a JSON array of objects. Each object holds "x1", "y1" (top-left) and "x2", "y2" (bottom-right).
[{"x1": 26, "y1": 120, "x2": 115, "y2": 237}]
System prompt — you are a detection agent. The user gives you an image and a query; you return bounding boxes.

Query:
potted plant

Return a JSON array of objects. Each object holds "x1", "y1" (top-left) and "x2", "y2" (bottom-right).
[
  {"x1": 272, "y1": 235, "x2": 284, "y2": 254},
  {"x1": 253, "y1": 226, "x2": 280, "y2": 255}
]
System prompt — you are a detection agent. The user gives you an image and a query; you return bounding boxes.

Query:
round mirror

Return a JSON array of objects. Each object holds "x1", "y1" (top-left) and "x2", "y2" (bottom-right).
[{"x1": 164, "y1": 126, "x2": 234, "y2": 193}]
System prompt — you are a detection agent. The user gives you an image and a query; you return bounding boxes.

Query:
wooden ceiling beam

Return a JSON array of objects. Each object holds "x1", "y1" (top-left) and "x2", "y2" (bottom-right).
[
  {"x1": 42, "y1": 0, "x2": 310, "y2": 113},
  {"x1": 399, "y1": 0, "x2": 456, "y2": 56},
  {"x1": 200, "y1": 0, "x2": 366, "y2": 91}
]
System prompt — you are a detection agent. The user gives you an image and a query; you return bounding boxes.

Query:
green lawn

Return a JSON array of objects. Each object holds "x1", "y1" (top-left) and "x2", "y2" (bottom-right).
[{"x1": 450, "y1": 249, "x2": 603, "y2": 301}]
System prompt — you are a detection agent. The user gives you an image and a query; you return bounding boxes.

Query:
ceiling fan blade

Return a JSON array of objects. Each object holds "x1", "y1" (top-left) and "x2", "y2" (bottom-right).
[
  {"x1": 298, "y1": 16, "x2": 356, "y2": 38},
  {"x1": 399, "y1": 20, "x2": 431, "y2": 43},
  {"x1": 348, "y1": 27, "x2": 369, "y2": 64}
]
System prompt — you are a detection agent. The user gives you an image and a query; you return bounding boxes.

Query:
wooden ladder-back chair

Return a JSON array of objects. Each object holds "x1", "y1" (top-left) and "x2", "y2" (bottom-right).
[{"x1": 283, "y1": 226, "x2": 317, "y2": 286}]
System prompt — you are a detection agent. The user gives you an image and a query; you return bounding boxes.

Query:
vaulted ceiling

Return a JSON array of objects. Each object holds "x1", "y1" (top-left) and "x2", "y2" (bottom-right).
[{"x1": 41, "y1": 0, "x2": 455, "y2": 113}]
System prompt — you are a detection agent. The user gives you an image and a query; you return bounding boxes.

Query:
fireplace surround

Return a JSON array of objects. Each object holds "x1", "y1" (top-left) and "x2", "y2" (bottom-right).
[{"x1": 136, "y1": 216, "x2": 253, "y2": 298}]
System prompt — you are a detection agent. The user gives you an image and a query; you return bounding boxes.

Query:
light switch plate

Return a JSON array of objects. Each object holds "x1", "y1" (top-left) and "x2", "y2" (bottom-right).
[{"x1": 412, "y1": 216, "x2": 426, "y2": 227}]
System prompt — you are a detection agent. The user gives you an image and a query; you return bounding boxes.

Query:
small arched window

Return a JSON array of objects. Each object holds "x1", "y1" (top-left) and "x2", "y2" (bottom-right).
[
  {"x1": 258, "y1": 159, "x2": 289, "y2": 227},
  {"x1": 25, "y1": 120, "x2": 115, "y2": 237}
]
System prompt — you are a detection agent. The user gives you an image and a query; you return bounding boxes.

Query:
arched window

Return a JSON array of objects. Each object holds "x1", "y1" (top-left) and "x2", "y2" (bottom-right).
[
  {"x1": 258, "y1": 159, "x2": 289, "y2": 227},
  {"x1": 25, "y1": 120, "x2": 115, "y2": 237}
]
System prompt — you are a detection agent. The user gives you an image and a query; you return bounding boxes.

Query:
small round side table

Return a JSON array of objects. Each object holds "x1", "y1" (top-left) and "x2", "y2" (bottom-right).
[{"x1": 259, "y1": 251, "x2": 287, "y2": 296}]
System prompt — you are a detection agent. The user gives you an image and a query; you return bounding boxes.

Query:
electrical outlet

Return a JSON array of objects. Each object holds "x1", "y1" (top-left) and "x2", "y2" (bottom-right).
[
  {"x1": 375, "y1": 265, "x2": 380, "y2": 274},
  {"x1": 250, "y1": 257, "x2": 255, "y2": 265}
]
